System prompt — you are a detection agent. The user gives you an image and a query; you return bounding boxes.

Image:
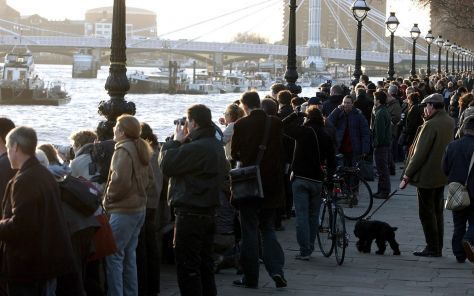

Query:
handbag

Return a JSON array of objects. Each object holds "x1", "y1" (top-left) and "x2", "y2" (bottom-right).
[
  {"x1": 88, "y1": 209, "x2": 118, "y2": 261},
  {"x1": 59, "y1": 175, "x2": 101, "y2": 216},
  {"x1": 445, "y1": 152, "x2": 474, "y2": 211},
  {"x1": 229, "y1": 116, "x2": 271, "y2": 204}
]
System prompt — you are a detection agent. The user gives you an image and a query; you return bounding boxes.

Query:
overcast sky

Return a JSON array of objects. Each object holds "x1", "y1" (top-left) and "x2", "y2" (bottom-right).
[{"x1": 8, "y1": 0, "x2": 430, "y2": 42}]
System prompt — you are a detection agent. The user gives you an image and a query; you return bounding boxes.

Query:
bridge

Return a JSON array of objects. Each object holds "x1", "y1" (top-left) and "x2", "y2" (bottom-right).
[{"x1": 0, "y1": 35, "x2": 428, "y2": 68}]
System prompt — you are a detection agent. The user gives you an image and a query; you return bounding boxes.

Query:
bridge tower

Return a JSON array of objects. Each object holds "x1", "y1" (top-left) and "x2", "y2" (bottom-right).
[{"x1": 304, "y1": 0, "x2": 325, "y2": 70}]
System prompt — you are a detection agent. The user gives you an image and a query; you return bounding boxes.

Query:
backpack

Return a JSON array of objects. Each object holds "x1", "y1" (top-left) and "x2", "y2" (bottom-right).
[
  {"x1": 59, "y1": 175, "x2": 100, "y2": 216},
  {"x1": 88, "y1": 140, "x2": 115, "y2": 184}
]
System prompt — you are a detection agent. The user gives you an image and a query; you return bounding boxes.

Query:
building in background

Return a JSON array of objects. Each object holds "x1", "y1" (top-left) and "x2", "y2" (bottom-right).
[{"x1": 85, "y1": 7, "x2": 157, "y2": 39}]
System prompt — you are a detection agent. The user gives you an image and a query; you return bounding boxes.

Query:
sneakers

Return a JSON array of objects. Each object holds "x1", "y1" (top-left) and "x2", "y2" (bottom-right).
[
  {"x1": 462, "y1": 240, "x2": 474, "y2": 262},
  {"x1": 271, "y1": 274, "x2": 287, "y2": 288},
  {"x1": 232, "y1": 279, "x2": 258, "y2": 289},
  {"x1": 413, "y1": 247, "x2": 441, "y2": 257},
  {"x1": 295, "y1": 254, "x2": 310, "y2": 261}
]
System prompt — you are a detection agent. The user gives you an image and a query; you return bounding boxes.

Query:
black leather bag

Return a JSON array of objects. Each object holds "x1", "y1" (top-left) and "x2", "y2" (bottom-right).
[
  {"x1": 229, "y1": 165, "x2": 264, "y2": 202},
  {"x1": 230, "y1": 117, "x2": 271, "y2": 204}
]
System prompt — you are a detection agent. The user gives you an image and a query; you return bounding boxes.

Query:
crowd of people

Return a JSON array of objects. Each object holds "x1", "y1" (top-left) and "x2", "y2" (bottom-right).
[{"x1": 0, "y1": 70, "x2": 473, "y2": 296}]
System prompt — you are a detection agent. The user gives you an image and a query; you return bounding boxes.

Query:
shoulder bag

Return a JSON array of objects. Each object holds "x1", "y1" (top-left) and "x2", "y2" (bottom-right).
[
  {"x1": 229, "y1": 116, "x2": 271, "y2": 204},
  {"x1": 59, "y1": 175, "x2": 101, "y2": 216},
  {"x1": 445, "y1": 152, "x2": 474, "y2": 211}
]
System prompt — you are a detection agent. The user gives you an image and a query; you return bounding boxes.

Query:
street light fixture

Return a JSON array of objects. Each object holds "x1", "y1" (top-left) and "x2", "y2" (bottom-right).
[
  {"x1": 456, "y1": 46, "x2": 461, "y2": 73},
  {"x1": 444, "y1": 40, "x2": 451, "y2": 74},
  {"x1": 97, "y1": 0, "x2": 136, "y2": 139},
  {"x1": 351, "y1": 0, "x2": 370, "y2": 82},
  {"x1": 284, "y1": 0, "x2": 301, "y2": 95},
  {"x1": 410, "y1": 24, "x2": 421, "y2": 77},
  {"x1": 435, "y1": 35, "x2": 444, "y2": 74},
  {"x1": 425, "y1": 30, "x2": 434, "y2": 77},
  {"x1": 385, "y1": 12, "x2": 399, "y2": 81},
  {"x1": 451, "y1": 43, "x2": 457, "y2": 74}
]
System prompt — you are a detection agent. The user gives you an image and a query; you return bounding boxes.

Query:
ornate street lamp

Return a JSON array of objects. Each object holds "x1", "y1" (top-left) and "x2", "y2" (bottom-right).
[
  {"x1": 435, "y1": 35, "x2": 444, "y2": 74},
  {"x1": 385, "y1": 12, "x2": 399, "y2": 81},
  {"x1": 424, "y1": 30, "x2": 434, "y2": 77},
  {"x1": 444, "y1": 40, "x2": 451, "y2": 74},
  {"x1": 456, "y1": 46, "x2": 461, "y2": 73},
  {"x1": 96, "y1": 0, "x2": 136, "y2": 140},
  {"x1": 409, "y1": 24, "x2": 421, "y2": 77},
  {"x1": 351, "y1": 0, "x2": 370, "y2": 82},
  {"x1": 284, "y1": 0, "x2": 301, "y2": 95},
  {"x1": 451, "y1": 43, "x2": 457, "y2": 74}
]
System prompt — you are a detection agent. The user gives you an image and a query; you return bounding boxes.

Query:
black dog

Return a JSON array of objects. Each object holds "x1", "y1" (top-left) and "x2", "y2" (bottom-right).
[{"x1": 354, "y1": 220, "x2": 401, "y2": 255}]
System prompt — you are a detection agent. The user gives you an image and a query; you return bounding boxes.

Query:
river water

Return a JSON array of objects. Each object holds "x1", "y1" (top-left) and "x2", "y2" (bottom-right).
[{"x1": 0, "y1": 64, "x2": 320, "y2": 145}]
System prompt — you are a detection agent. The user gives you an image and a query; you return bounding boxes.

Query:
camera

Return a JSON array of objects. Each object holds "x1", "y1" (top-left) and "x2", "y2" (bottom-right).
[{"x1": 173, "y1": 116, "x2": 187, "y2": 125}]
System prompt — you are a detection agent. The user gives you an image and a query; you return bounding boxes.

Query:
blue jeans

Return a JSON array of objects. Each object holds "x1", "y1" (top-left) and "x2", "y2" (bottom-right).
[
  {"x1": 106, "y1": 211, "x2": 146, "y2": 296},
  {"x1": 239, "y1": 205, "x2": 285, "y2": 286},
  {"x1": 292, "y1": 177, "x2": 322, "y2": 256},
  {"x1": 452, "y1": 204, "x2": 474, "y2": 259}
]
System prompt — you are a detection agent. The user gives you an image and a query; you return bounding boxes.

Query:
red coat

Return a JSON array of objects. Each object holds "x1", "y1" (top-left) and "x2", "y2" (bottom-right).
[{"x1": 0, "y1": 157, "x2": 75, "y2": 282}]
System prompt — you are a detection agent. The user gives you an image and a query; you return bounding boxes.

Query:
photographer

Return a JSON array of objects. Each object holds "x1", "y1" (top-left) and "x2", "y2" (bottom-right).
[{"x1": 159, "y1": 104, "x2": 228, "y2": 296}]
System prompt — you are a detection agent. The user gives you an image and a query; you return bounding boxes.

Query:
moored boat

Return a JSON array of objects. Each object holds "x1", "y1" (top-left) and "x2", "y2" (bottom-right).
[{"x1": 0, "y1": 47, "x2": 71, "y2": 106}]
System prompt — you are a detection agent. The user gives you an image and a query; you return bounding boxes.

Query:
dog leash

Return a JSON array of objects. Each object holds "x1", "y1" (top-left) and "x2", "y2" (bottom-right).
[{"x1": 365, "y1": 190, "x2": 398, "y2": 220}]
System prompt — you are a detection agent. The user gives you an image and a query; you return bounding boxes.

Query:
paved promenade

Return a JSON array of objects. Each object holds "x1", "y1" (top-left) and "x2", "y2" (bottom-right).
[{"x1": 159, "y1": 168, "x2": 474, "y2": 296}]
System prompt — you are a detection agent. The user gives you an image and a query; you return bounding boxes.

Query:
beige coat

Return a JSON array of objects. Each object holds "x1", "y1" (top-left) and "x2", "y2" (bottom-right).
[
  {"x1": 405, "y1": 109, "x2": 454, "y2": 188},
  {"x1": 103, "y1": 139, "x2": 154, "y2": 213}
]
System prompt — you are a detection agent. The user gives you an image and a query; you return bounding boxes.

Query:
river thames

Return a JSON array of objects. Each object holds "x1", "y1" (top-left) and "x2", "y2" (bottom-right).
[{"x1": 0, "y1": 64, "x2": 321, "y2": 145}]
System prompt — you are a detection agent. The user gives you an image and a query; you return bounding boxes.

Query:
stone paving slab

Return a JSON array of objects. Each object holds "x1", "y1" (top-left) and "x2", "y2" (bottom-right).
[{"x1": 159, "y1": 166, "x2": 474, "y2": 295}]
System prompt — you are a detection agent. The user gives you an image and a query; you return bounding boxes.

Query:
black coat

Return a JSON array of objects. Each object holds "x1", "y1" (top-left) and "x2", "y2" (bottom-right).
[
  {"x1": 0, "y1": 157, "x2": 75, "y2": 282},
  {"x1": 443, "y1": 134, "x2": 474, "y2": 205},
  {"x1": 159, "y1": 127, "x2": 228, "y2": 212},
  {"x1": 0, "y1": 153, "x2": 15, "y2": 203},
  {"x1": 231, "y1": 110, "x2": 284, "y2": 209},
  {"x1": 282, "y1": 112, "x2": 336, "y2": 181}
]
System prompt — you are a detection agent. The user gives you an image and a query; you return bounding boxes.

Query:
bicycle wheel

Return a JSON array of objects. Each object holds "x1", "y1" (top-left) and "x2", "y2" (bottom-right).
[
  {"x1": 337, "y1": 173, "x2": 373, "y2": 220},
  {"x1": 334, "y1": 206, "x2": 347, "y2": 266},
  {"x1": 317, "y1": 201, "x2": 334, "y2": 257}
]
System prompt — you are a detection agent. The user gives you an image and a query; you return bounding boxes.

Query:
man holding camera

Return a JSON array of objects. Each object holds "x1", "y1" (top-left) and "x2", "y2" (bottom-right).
[{"x1": 159, "y1": 104, "x2": 228, "y2": 296}]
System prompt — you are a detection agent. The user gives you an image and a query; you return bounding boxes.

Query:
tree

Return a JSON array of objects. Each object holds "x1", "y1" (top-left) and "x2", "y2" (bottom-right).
[
  {"x1": 232, "y1": 32, "x2": 269, "y2": 44},
  {"x1": 412, "y1": 0, "x2": 474, "y2": 32}
]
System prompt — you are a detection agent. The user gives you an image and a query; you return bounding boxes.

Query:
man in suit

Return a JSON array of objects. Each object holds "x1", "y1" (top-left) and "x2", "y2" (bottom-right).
[
  {"x1": 231, "y1": 91, "x2": 287, "y2": 289},
  {"x1": 2, "y1": 126, "x2": 75, "y2": 294}
]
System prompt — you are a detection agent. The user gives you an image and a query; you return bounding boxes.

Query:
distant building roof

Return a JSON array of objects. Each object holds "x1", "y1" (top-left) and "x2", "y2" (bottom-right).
[{"x1": 86, "y1": 6, "x2": 156, "y2": 16}]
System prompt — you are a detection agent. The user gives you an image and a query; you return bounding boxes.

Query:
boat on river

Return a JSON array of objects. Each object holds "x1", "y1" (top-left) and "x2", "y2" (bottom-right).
[{"x1": 0, "y1": 47, "x2": 71, "y2": 106}]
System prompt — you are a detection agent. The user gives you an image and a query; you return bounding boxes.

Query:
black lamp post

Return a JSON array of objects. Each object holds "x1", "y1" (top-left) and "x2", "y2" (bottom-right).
[
  {"x1": 284, "y1": 0, "x2": 301, "y2": 95},
  {"x1": 351, "y1": 0, "x2": 370, "y2": 82},
  {"x1": 456, "y1": 46, "x2": 462, "y2": 73},
  {"x1": 444, "y1": 40, "x2": 451, "y2": 74},
  {"x1": 409, "y1": 24, "x2": 421, "y2": 77},
  {"x1": 385, "y1": 12, "x2": 399, "y2": 81},
  {"x1": 451, "y1": 43, "x2": 457, "y2": 74},
  {"x1": 96, "y1": 0, "x2": 136, "y2": 140},
  {"x1": 435, "y1": 35, "x2": 444, "y2": 74},
  {"x1": 424, "y1": 30, "x2": 434, "y2": 77}
]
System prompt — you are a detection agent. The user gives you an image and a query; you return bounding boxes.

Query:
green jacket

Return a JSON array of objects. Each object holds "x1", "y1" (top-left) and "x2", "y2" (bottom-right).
[
  {"x1": 372, "y1": 105, "x2": 392, "y2": 147},
  {"x1": 405, "y1": 109, "x2": 454, "y2": 188}
]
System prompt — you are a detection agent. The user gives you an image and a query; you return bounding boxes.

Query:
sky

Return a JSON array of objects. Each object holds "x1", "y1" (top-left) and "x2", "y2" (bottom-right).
[{"x1": 8, "y1": 0, "x2": 430, "y2": 42}]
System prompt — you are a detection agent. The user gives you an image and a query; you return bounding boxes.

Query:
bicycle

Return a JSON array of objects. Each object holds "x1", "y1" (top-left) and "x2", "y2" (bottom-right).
[
  {"x1": 316, "y1": 176, "x2": 349, "y2": 265},
  {"x1": 332, "y1": 160, "x2": 374, "y2": 221}
]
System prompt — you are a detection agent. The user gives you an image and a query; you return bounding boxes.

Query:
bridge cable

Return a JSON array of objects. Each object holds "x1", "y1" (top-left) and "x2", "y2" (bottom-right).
[
  {"x1": 323, "y1": 0, "x2": 355, "y2": 49},
  {"x1": 158, "y1": 0, "x2": 280, "y2": 38}
]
